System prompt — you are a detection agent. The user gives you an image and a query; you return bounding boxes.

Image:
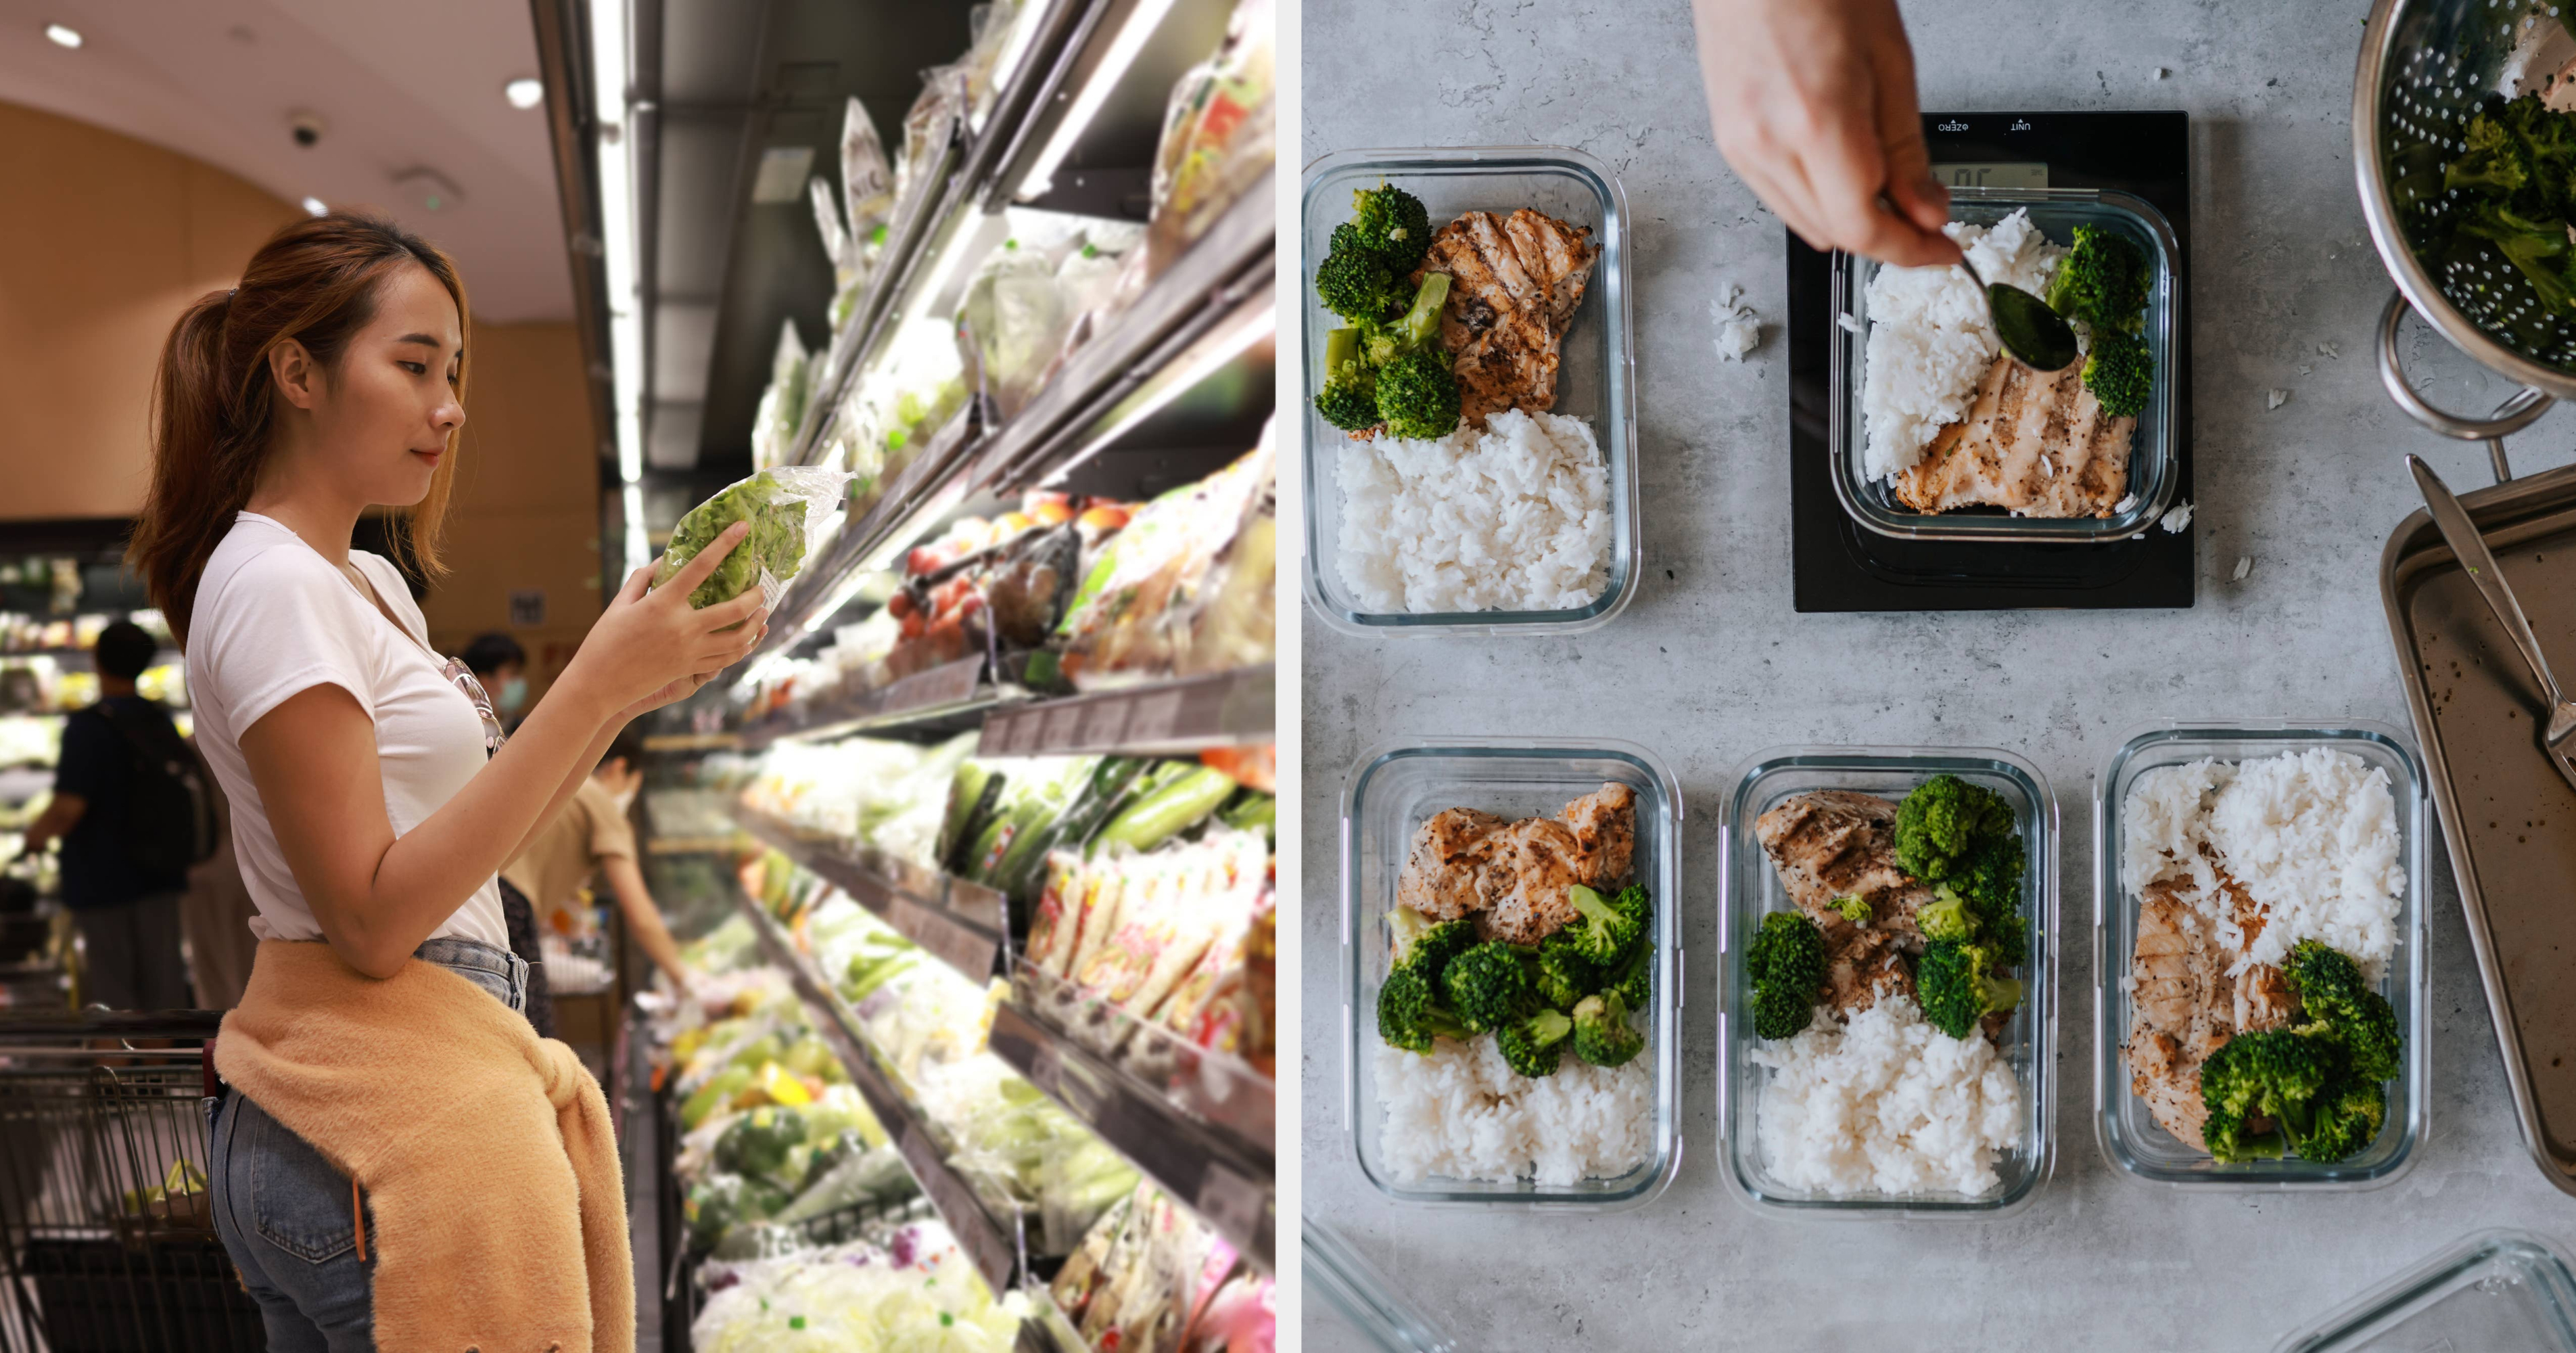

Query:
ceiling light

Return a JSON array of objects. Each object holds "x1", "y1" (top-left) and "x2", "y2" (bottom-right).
[
  {"x1": 43, "y1": 23, "x2": 80, "y2": 49},
  {"x1": 300, "y1": 197, "x2": 326, "y2": 217},
  {"x1": 504, "y1": 77, "x2": 543, "y2": 110}
]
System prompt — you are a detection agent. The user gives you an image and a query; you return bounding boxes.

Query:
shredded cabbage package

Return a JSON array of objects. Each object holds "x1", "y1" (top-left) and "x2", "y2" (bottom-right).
[{"x1": 653, "y1": 466, "x2": 852, "y2": 611}]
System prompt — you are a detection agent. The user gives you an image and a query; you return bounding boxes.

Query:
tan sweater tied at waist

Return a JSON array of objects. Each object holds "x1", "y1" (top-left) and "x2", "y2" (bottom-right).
[{"x1": 216, "y1": 939, "x2": 634, "y2": 1353}]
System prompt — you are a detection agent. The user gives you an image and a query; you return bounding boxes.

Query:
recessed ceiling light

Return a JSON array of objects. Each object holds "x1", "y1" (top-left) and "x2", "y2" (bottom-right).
[
  {"x1": 504, "y1": 77, "x2": 542, "y2": 110},
  {"x1": 301, "y1": 197, "x2": 326, "y2": 217},
  {"x1": 43, "y1": 23, "x2": 81, "y2": 48}
]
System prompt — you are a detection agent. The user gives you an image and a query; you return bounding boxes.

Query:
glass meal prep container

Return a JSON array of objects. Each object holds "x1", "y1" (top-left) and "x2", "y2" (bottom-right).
[
  {"x1": 2092, "y1": 720, "x2": 2430, "y2": 1189},
  {"x1": 1830, "y1": 187, "x2": 2181, "y2": 543},
  {"x1": 1340, "y1": 737, "x2": 1681, "y2": 1210},
  {"x1": 1299, "y1": 145, "x2": 1639, "y2": 637},
  {"x1": 2271, "y1": 1229, "x2": 2576, "y2": 1352},
  {"x1": 1718, "y1": 746, "x2": 2060, "y2": 1218}
]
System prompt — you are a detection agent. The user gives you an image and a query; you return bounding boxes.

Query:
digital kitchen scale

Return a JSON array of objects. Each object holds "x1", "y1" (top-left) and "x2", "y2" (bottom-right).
[{"x1": 1789, "y1": 110, "x2": 2195, "y2": 612}]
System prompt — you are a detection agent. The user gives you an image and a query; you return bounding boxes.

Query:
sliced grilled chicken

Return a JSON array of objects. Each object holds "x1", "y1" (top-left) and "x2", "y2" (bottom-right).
[
  {"x1": 1823, "y1": 925, "x2": 1915, "y2": 1015},
  {"x1": 2123, "y1": 881, "x2": 2237, "y2": 1151},
  {"x1": 1894, "y1": 354, "x2": 2135, "y2": 518},
  {"x1": 1503, "y1": 208, "x2": 1599, "y2": 336},
  {"x1": 1557, "y1": 781, "x2": 1636, "y2": 887},
  {"x1": 1476, "y1": 818, "x2": 1588, "y2": 944},
  {"x1": 1414, "y1": 208, "x2": 1596, "y2": 427},
  {"x1": 1397, "y1": 808, "x2": 1508, "y2": 922},
  {"x1": 1752, "y1": 790, "x2": 1934, "y2": 941},
  {"x1": 2236, "y1": 963, "x2": 2297, "y2": 1032}
]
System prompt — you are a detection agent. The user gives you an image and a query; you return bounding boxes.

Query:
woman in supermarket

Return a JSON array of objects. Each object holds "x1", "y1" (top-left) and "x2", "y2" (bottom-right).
[
  {"x1": 125, "y1": 210, "x2": 768, "y2": 1351},
  {"x1": 1691, "y1": 0, "x2": 1961, "y2": 267}
]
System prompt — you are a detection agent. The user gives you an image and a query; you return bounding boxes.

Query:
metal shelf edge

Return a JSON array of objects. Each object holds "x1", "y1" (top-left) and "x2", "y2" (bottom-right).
[
  {"x1": 731, "y1": 805, "x2": 1008, "y2": 982},
  {"x1": 986, "y1": 998, "x2": 1275, "y2": 1271}
]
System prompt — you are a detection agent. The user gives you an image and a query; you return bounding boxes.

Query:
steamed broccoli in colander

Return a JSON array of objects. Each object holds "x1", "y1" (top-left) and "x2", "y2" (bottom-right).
[
  {"x1": 2425, "y1": 93, "x2": 2576, "y2": 317},
  {"x1": 653, "y1": 471, "x2": 810, "y2": 608}
]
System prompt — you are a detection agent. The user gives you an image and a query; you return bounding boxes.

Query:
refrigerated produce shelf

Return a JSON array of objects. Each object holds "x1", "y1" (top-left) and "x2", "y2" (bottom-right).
[
  {"x1": 975, "y1": 665, "x2": 1274, "y2": 758},
  {"x1": 732, "y1": 804, "x2": 1009, "y2": 982},
  {"x1": 728, "y1": 882, "x2": 1029, "y2": 1294},
  {"x1": 730, "y1": 808, "x2": 1276, "y2": 1271},
  {"x1": 989, "y1": 981, "x2": 1275, "y2": 1271}
]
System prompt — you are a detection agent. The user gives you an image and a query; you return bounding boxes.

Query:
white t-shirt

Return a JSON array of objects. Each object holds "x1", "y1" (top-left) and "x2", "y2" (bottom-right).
[{"x1": 185, "y1": 511, "x2": 507, "y2": 948}]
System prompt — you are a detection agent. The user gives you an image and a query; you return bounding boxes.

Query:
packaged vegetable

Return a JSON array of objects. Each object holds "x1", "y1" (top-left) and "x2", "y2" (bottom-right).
[
  {"x1": 839, "y1": 95, "x2": 895, "y2": 255},
  {"x1": 714, "y1": 1105, "x2": 808, "y2": 1181},
  {"x1": 1144, "y1": 0, "x2": 1275, "y2": 278},
  {"x1": 1057, "y1": 440, "x2": 1275, "y2": 687},
  {"x1": 653, "y1": 465, "x2": 852, "y2": 612},
  {"x1": 750, "y1": 325, "x2": 812, "y2": 471},
  {"x1": 956, "y1": 239, "x2": 1075, "y2": 419}
]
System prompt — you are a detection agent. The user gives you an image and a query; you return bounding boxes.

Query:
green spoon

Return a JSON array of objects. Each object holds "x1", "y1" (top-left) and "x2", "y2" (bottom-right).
[{"x1": 1962, "y1": 257, "x2": 2079, "y2": 372}]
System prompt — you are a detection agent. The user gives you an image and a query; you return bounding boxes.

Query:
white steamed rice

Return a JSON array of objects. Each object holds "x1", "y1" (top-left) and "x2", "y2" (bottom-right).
[
  {"x1": 1336, "y1": 408, "x2": 1611, "y2": 614},
  {"x1": 2120, "y1": 748, "x2": 2404, "y2": 976},
  {"x1": 1860, "y1": 209, "x2": 2065, "y2": 480},
  {"x1": 1372, "y1": 1034, "x2": 1651, "y2": 1186},
  {"x1": 1750, "y1": 994, "x2": 2023, "y2": 1198}
]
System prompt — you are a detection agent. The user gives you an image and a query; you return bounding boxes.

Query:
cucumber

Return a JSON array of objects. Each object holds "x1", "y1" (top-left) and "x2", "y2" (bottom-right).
[
  {"x1": 937, "y1": 760, "x2": 1003, "y2": 875},
  {"x1": 993, "y1": 756, "x2": 1140, "y2": 903},
  {"x1": 1092, "y1": 766, "x2": 1238, "y2": 856},
  {"x1": 1219, "y1": 792, "x2": 1275, "y2": 839}
]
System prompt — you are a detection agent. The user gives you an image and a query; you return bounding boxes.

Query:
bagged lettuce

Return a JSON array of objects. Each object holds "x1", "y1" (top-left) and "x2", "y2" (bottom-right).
[{"x1": 653, "y1": 465, "x2": 852, "y2": 611}]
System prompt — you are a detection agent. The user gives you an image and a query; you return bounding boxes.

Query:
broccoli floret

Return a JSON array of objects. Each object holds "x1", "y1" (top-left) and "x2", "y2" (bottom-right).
[
  {"x1": 1375, "y1": 348, "x2": 1461, "y2": 440},
  {"x1": 2042, "y1": 224, "x2": 2150, "y2": 333},
  {"x1": 1916, "y1": 939, "x2": 2023, "y2": 1040},
  {"x1": 1603, "y1": 938, "x2": 1651, "y2": 1011},
  {"x1": 1388, "y1": 907, "x2": 1477, "y2": 987},
  {"x1": 1315, "y1": 248, "x2": 1406, "y2": 324},
  {"x1": 2199, "y1": 1028, "x2": 2335, "y2": 1162},
  {"x1": 1376, "y1": 965, "x2": 1468, "y2": 1053},
  {"x1": 1572, "y1": 992, "x2": 1645, "y2": 1069},
  {"x1": 1534, "y1": 934, "x2": 1597, "y2": 1010},
  {"x1": 2295, "y1": 1076, "x2": 2388, "y2": 1164},
  {"x1": 1313, "y1": 327, "x2": 1380, "y2": 432},
  {"x1": 1892, "y1": 775, "x2": 2015, "y2": 884},
  {"x1": 1747, "y1": 911, "x2": 1827, "y2": 1040},
  {"x1": 1831, "y1": 894, "x2": 1871, "y2": 923},
  {"x1": 2083, "y1": 328, "x2": 2153, "y2": 419},
  {"x1": 1955, "y1": 833, "x2": 2028, "y2": 951},
  {"x1": 2285, "y1": 940, "x2": 2402, "y2": 1084},
  {"x1": 1497, "y1": 1007, "x2": 1573, "y2": 1078},
  {"x1": 1563, "y1": 884, "x2": 1645, "y2": 965},
  {"x1": 2445, "y1": 110, "x2": 2530, "y2": 196},
  {"x1": 1359, "y1": 273, "x2": 1451, "y2": 367},
  {"x1": 1442, "y1": 941, "x2": 1532, "y2": 1034},
  {"x1": 1916, "y1": 885, "x2": 1972, "y2": 942},
  {"x1": 1349, "y1": 183, "x2": 1434, "y2": 271}
]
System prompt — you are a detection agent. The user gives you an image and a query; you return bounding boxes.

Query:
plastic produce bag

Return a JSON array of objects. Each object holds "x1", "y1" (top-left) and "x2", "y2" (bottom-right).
[
  {"x1": 962, "y1": 1, "x2": 1025, "y2": 129},
  {"x1": 1144, "y1": 0, "x2": 1275, "y2": 278},
  {"x1": 893, "y1": 66, "x2": 966, "y2": 218},
  {"x1": 956, "y1": 242, "x2": 1073, "y2": 419},
  {"x1": 1056, "y1": 438, "x2": 1275, "y2": 687},
  {"x1": 839, "y1": 96, "x2": 895, "y2": 245},
  {"x1": 653, "y1": 465, "x2": 853, "y2": 612},
  {"x1": 749, "y1": 323, "x2": 811, "y2": 470}
]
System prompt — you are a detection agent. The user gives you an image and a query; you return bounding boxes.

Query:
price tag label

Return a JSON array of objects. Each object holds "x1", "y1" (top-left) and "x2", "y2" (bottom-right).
[
  {"x1": 892, "y1": 895, "x2": 998, "y2": 978},
  {"x1": 1126, "y1": 689, "x2": 1184, "y2": 746},
  {"x1": 1193, "y1": 1161, "x2": 1268, "y2": 1252},
  {"x1": 1079, "y1": 698, "x2": 1130, "y2": 751},
  {"x1": 1041, "y1": 702, "x2": 1085, "y2": 751}
]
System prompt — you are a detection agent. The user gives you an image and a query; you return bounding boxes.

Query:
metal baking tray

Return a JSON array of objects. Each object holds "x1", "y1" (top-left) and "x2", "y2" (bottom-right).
[{"x1": 2381, "y1": 459, "x2": 2576, "y2": 1197}]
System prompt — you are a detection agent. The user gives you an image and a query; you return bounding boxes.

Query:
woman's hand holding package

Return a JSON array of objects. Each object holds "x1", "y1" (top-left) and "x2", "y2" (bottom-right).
[{"x1": 565, "y1": 522, "x2": 772, "y2": 720}]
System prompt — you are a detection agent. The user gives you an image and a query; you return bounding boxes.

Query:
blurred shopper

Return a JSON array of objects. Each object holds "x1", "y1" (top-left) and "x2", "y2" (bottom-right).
[
  {"x1": 19, "y1": 620, "x2": 208, "y2": 1009},
  {"x1": 130, "y1": 210, "x2": 766, "y2": 1348},
  {"x1": 502, "y1": 727, "x2": 695, "y2": 998},
  {"x1": 1691, "y1": 0, "x2": 1962, "y2": 267},
  {"x1": 465, "y1": 630, "x2": 555, "y2": 1034},
  {"x1": 179, "y1": 773, "x2": 260, "y2": 1009}
]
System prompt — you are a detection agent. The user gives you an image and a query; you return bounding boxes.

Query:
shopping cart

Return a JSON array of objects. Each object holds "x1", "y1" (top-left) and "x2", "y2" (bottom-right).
[{"x1": 0, "y1": 1010, "x2": 260, "y2": 1353}]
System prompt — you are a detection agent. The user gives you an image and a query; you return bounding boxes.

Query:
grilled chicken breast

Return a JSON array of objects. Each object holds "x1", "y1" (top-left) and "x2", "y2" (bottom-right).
[
  {"x1": 1391, "y1": 784, "x2": 1636, "y2": 946},
  {"x1": 1894, "y1": 353, "x2": 2135, "y2": 518},
  {"x1": 1752, "y1": 790, "x2": 1935, "y2": 942},
  {"x1": 2123, "y1": 881, "x2": 2234, "y2": 1151},
  {"x1": 1414, "y1": 208, "x2": 1599, "y2": 427}
]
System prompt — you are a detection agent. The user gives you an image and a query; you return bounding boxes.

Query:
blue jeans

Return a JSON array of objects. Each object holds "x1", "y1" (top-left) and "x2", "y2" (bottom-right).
[{"x1": 206, "y1": 938, "x2": 528, "y2": 1353}]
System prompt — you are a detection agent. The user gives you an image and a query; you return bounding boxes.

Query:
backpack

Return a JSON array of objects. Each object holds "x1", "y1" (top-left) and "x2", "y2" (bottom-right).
[{"x1": 91, "y1": 699, "x2": 220, "y2": 877}]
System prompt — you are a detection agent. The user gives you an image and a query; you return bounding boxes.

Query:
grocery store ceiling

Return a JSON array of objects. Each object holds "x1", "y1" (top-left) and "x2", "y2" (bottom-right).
[{"x1": 0, "y1": 0, "x2": 571, "y2": 322}]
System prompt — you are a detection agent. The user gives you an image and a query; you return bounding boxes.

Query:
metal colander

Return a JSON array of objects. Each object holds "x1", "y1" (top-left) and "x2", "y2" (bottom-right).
[{"x1": 2357, "y1": 0, "x2": 2576, "y2": 469}]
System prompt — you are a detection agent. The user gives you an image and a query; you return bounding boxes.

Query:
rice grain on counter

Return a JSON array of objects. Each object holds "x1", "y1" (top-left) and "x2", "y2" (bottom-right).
[
  {"x1": 1750, "y1": 994, "x2": 2022, "y2": 1197},
  {"x1": 1336, "y1": 407, "x2": 1610, "y2": 614},
  {"x1": 1372, "y1": 1035, "x2": 1650, "y2": 1186},
  {"x1": 2120, "y1": 748, "x2": 2404, "y2": 975},
  {"x1": 1861, "y1": 210, "x2": 2065, "y2": 480}
]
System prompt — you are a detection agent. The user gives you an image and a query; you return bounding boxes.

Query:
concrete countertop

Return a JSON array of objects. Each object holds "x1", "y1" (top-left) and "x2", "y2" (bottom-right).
[{"x1": 1297, "y1": 1, "x2": 2576, "y2": 1348}]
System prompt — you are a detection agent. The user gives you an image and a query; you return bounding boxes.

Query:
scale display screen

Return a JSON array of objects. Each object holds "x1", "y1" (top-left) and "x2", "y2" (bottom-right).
[{"x1": 1934, "y1": 162, "x2": 2050, "y2": 190}]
